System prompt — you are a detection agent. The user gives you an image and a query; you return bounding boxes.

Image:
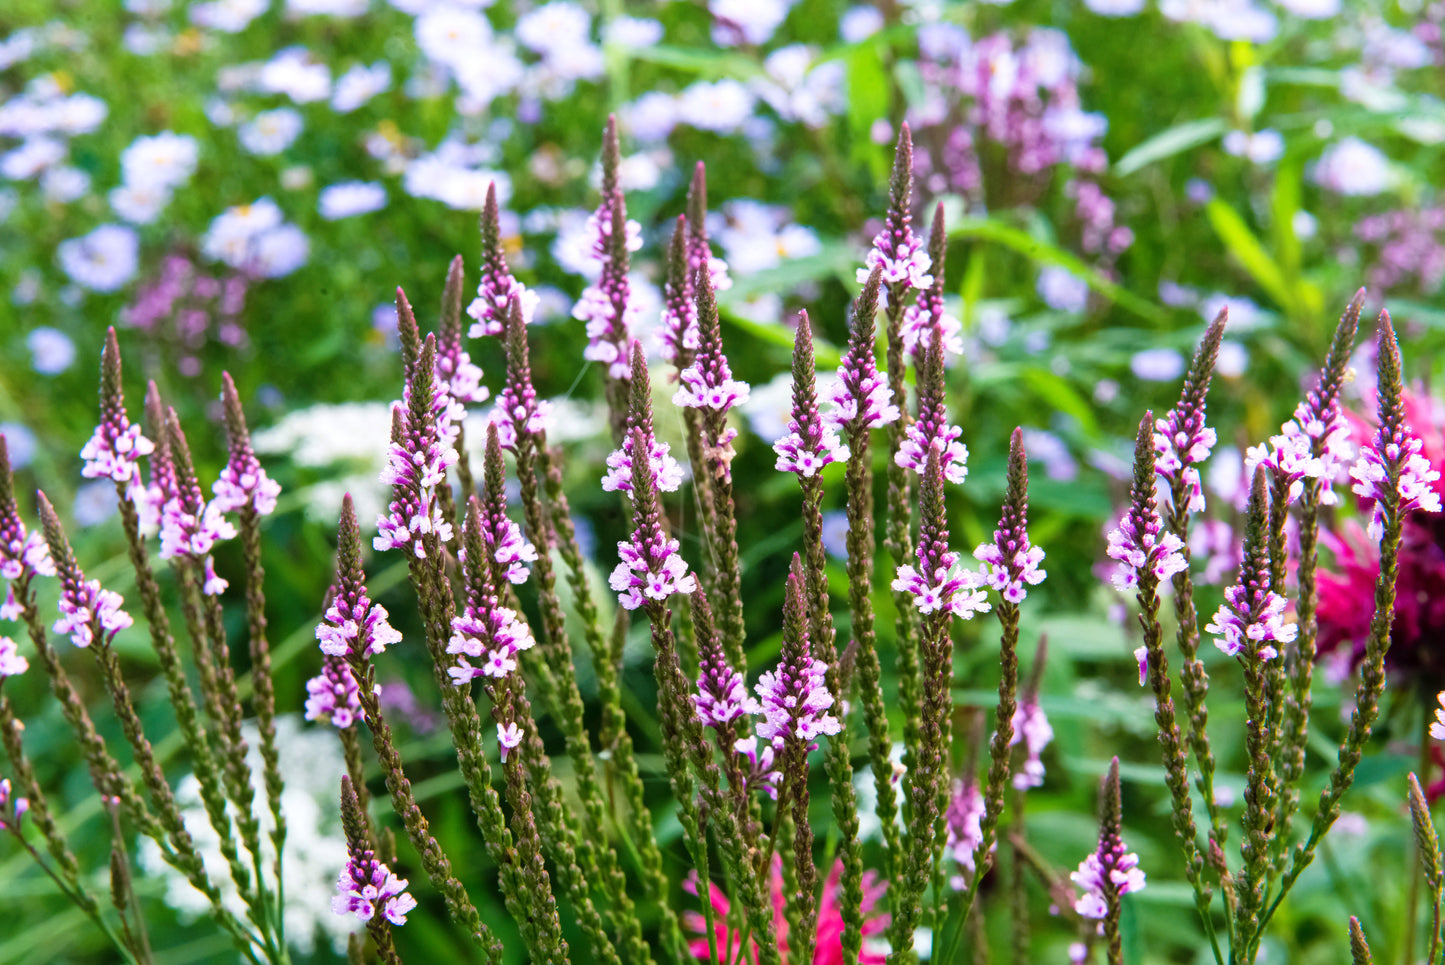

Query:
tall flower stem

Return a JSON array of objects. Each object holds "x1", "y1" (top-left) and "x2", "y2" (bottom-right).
[
  {"x1": 512, "y1": 335, "x2": 668, "y2": 965},
  {"x1": 787, "y1": 310, "x2": 867, "y2": 961},
  {"x1": 1161, "y1": 310, "x2": 1229, "y2": 853},
  {"x1": 1115, "y1": 413, "x2": 1219, "y2": 964},
  {"x1": 1274, "y1": 291, "x2": 1362, "y2": 878},
  {"x1": 1255, "y1": 311, "x2": 1413, "y2": 948}
]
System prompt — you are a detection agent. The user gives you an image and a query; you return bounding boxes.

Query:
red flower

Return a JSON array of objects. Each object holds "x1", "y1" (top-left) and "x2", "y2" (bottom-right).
[{"x1": 684, "y1": 858, "x2": 890, "y2": 965}]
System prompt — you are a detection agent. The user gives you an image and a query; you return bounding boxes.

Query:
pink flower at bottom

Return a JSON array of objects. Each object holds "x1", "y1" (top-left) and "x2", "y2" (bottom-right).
[{"x1": 684, "y1": 858, "x2": 889, "y2": 965}]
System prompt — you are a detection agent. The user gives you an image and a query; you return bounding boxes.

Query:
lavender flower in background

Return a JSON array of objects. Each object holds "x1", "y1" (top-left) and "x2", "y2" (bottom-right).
[
  {"x1": 1009, "y1": 697, "x2": 1053, "y2": 789},
  {"x1": 944, "y1": 779, "x2": 988, "y2": 885},
  {"x1": 0, "y1": 778, "x2": 28, "y2": 831}
]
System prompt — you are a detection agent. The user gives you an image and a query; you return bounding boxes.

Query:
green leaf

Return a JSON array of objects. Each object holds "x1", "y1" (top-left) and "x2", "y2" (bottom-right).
[
  {"x1": 627, "y1": 45, "x2": 764, "y2": 80},
  {"x1": 1204, "y1": 198, "x2": 1292, "y2": 311},
  {"x1": 1113, "y1": 118, "x2": 1227, "y2": 177},
  {"x1": 948, "y1": 218, "x2": 1169, "y2": 325},
  {"x1": 846, "y1": 42, "x2": 890, "y2": 175}
]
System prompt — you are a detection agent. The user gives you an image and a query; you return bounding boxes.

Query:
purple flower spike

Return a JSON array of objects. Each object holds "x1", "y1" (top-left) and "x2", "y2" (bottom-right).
[
  {"x1": 318, "y1": 497, "x2": 404, "y2": 661},
  {"x1": 693, "y1": 596, "x2": 757, "y2": 728},
  {"x1": 605, "y1": 343, "x2": 685, "y2": 495},
  {"x1": 576, "y1": 117, "x2": 641, "y2": 381},
  {"x1": 673, "y1": 276, "x2": 751, "y2": 416},
  {"x1": 1205, "y1": 469, "x2": 1296, "y2": 660},
  {"x1": 1350, "y1": 313, "x2": 1442, "y2": 539},
  {"x1": 80, "y1": 329, "x2": 155, "y2": 485},
  {"x1": 610, "y1": 412, "x2": 697, "y2": 611},
  {"x1": 974, "y1": 430, "x2": 1046, "y2": 603},
  {"x1": 158, "y1": 411, "x2": 238, "y2": 562},
  {"x1": 1072, "y1": 760, "x2": 1145, "y2": 921},
  {"x1": 733, "y1": 735, "x2": 781, "y2": 799},
  {"x1": 0, "y1": 636, "x2": 28, "y2": 678},
  {"x1": 437, "y1": 255, "x2": 490, "y2": 422},
  {"x1": 660, "y1": 216, "x2": 700, "y2": 369},
  {"x1": 774, "y1": 311, "x2": 850, "y2": 477},
  {"x1": 490, "y1": 297, "x2": 554, "y2": 451},
  {"x1": 448, "y1": 498, "x2": 538, "y2": 684},
  {"x1": 754, "y1": 556, "x2": 841, "y2": 749},
  {"x1": 897, "y1": 322, "x2": 968, "y2": 484},
  {"x1": 332, "y1": 850, "x2": 418, "y2": 926},
  {"x1": 894, "y1": 444, "x2": 990, "y2": 620},
  {"x1": 1154, "y1": 309, "x2": 1227, "y2": 513},
  {"x1": 1107, "y1": 503, "x2": 1188, "y2": 593},
  {"x1": 901, "y1": 205, "x2": 963, "y2": 358},
  {"x1": 469, "y1": 182, "x2": 539, "y2": 337},
  {"x1": 305, "y1": 654, "x2": 363, "y2": 728},
  {"x1": 213, "y1": 373, "x2": 281, "y2": 516},
  {"x1": 686, "y1": 163, "x2": 731, "y2": 295},
  {"x1": 37, "y1": 494, "x2": 133, "y2": 650},
  {"x1": 376, "y1": 299, "x2": 458, "y2": 558},
  {"x1": 826, "y1": 268, "x2": 898, "y2": 434},
  {"x1": 0, "y1": 439, "x2": 54, "y2": 583},
  {"x1": 860, "y1": 124, "x2": 932, "y2": 292}
]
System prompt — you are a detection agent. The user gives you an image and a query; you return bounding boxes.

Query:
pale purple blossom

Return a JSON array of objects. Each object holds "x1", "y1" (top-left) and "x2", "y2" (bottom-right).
[
  {"x1": 375, "y1": 382, "x2": 459, "y2": 558},
  {"x1": 304, "y1": 655, "x2": 363, "y2": 728},
  {"x1": 609, "y1": 531, "x2": 696, "y2": 611},
  {"x1": 316, "y1": 571, "x2": 403, "y2": 660},
  {"x1": 575, "y1": 198, "x2": 643, "y2": 380},
  {"x1": 602, "y1": 435, "x2": 685, "y2": 496},
  {"x1": 497, "y1": 721, "x2": 524, "y2": 762},
  {"x1": 1105, "y1": 500, "x2": 1188, "y2": 592},
  {"x1": 80, "y1": 409, "x2": 154, "y2": 484},
  {"x1": 53, "y1": 576, "x2": 133, "y2": 649},
  {"x1": 1431, "y1": 691, "x2": 1445, "y2": 742},
  {"x1": 897, "y1": 422, "x2": 968, "y2": 486},
  {"x1": 0, "y1": 636, "x2": 27, "y2": 677},
  {"x1": 826, "y1": 316, "x2": 898, "y2": 433},
  {"x1": 1350, "y1": 434, "x2": 1442, "y2": 541},
  {"x1": 1205, "y1": 581, "x2": 1295, "y2": 661},
  {"x1": 1154, "y1": 410, "x2": 1217, "y2": 514},
  {"x1": 733, "y1": 735, "x2": 782, "y2": 799},
  {"x1": 773, "y1": 421, "x2": 849, "y2": 477},
  {"x1": 447, "y1": 599, "x2": 536, "y2": 684},
  {"x1": 0, "y1": 501, "x2": 53, "y2": 582},
  {"x1": 332, "y1": 852, "x2": 417, "y2": 926},
  {"x1": 975, "y1": 540, "x2": 1046, "y2": 604},
  {"x1": 694, "y1": 632, "x2": 758, "y2": 728},
  {"x1": 892, "y1": 554, "x2": 991, "y2": 619},
  {"x1": 0, "y1": 778, "x2": 28, "y2": 831},
  {"x1": 1072, "y1": 846, "x2": 1145, "y2": 919}
]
